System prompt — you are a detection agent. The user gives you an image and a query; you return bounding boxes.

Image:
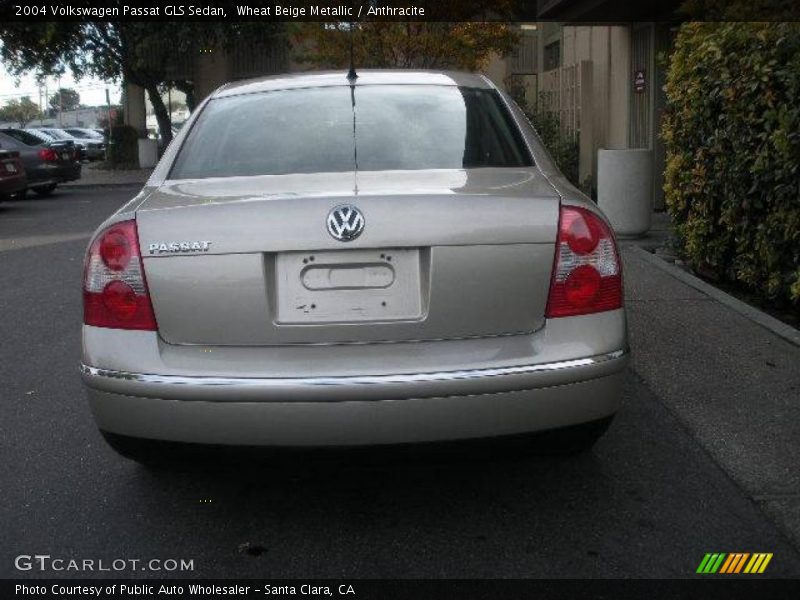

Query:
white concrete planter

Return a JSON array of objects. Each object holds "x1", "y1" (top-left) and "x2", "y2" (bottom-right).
[
  {"x1": 137, "y1": 138, "x2": 159, "y2": 169},
  {"x1": 597, "y1": 149, "x2": 653, "y2": 238}
]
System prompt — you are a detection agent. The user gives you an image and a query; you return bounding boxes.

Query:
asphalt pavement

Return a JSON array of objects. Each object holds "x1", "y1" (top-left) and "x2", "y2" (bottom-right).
[{"x1": 1, "y1": 187, "x2": 799, "y2": 579}]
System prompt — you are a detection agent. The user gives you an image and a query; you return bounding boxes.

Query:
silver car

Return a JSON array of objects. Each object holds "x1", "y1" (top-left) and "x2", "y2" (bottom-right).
[{"x1": 80, "y1": 71, "x2": 628, "y2": 462}]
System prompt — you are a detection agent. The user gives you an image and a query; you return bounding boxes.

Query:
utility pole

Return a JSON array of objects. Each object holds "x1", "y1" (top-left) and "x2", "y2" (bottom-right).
[
  {"x1": 105, "y1": 87, "x2": 113, "y2": 160},
  {"x1": 105, "y1": 87, "x2": 113, "y2": 129},
  {"x1": 57, "y1": 75, "x2": 63, "y2": 126}
]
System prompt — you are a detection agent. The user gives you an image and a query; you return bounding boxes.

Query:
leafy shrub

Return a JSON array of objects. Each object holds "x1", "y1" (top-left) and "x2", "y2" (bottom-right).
[
  {"x1": 107, "y1": 124, "x2": 140, "y2": 167},
  {"x1": 526, "y1": 109, "x2": 580, "y2": 188},
  {"x1": 663, "y1": 22, "x2": 800, "y2": 306},
  {"x1": 504, "y1": 74, "x2": 580, "y2": 188}
]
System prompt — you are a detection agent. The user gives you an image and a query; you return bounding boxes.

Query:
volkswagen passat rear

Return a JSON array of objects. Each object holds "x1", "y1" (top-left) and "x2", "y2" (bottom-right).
[{"x1": 80, "y1": 71, "x2": 628, "y2": 462}]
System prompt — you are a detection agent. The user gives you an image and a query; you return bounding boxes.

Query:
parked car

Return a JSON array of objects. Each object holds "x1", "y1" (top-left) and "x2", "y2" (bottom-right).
[
  {"x1": 63, "y1": 127, "x2": 105, "y2": 141},
  {"x1": 0, "y1": 147, "x2": 27, "y2": 200},
  {"x1": 63, "y1": 127, "x2": 107, "y2": 160},
  {"x1": 30, "y1": 127, "x2": 97, "y2": 161},
  {"x1": 80, "y1": 71, "x2": 628, "y2": 464},
  {"x1": 0, "y1": 129, "x2": 81, "y2": 196}
]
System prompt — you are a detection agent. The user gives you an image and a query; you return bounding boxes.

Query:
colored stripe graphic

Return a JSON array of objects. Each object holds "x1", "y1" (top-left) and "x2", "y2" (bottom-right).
[
  {"x1": 710, "y1": 554, "x2": 726, "y2": 573},
  {"x1": 744, "y1": 553, "x2": 773, "y2": 574},
  {"x1": 697, "y1": 553, "x2": 727, "y2": 573},
  {"x1": 730, "y1": 553, "x2": 749, "y2": 573},
  {"x1": 698, "y1": 553, "x2": 773, "y2": 574},
  {"x1": 720, "y1": 553, "x2": 739, "y2": 573},
  {"x1": 719, "y1": 554, "x2": 736, "y2": 573},
  {"x1": 696, "y1": 554, "x2": 713, "y2": 573}
]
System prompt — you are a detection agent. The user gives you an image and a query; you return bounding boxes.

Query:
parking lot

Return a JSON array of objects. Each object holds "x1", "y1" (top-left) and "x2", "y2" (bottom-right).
[{"x1": 1, "y1": 187, "x2": 799, "y2": 578}]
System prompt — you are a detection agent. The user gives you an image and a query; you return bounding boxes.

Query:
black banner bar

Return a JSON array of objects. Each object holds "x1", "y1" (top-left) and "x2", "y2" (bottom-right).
[
  {"x1": 3, "y1": 0, "x2": 800, "y2": 23},
  {"x1": 4, "y1": 579, "x2": 800, "y2": 600}
]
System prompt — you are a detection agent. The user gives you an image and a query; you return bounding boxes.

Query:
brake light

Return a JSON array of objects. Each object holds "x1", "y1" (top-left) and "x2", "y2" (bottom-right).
[
  {"x1": 545, "y1": 206, "x2": 622, "y2": 318},
  {"x1": 83, "y1": 219, "x2": 157, "y2": 330},
  {"x1": 38, "y1": 148, "x2": 58, "y2": 162}
]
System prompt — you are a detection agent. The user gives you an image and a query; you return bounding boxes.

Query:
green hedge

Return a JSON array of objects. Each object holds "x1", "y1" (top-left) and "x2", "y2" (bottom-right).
[
  {"x1": 107, "y1": 125, "x2": 140, "y2": 167},
  {"x1": 662, "y1": 22, "x2": 800, "y2": 306}
]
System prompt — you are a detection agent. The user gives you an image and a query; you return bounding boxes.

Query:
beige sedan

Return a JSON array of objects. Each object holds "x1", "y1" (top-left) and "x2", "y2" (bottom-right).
[{"x1": 80, "y1": 70, "x2": 628, "y2": 463}]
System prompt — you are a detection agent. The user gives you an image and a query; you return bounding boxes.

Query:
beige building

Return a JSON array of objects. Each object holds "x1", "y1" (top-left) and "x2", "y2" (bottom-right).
[{"x1": 537, "y1": 23, "x2": 673, "y2": 208}]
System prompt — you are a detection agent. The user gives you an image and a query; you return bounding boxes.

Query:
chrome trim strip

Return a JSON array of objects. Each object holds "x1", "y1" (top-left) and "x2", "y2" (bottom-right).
[{"x1": 80, "y1": 349, "x2": 626, "y2": 390}]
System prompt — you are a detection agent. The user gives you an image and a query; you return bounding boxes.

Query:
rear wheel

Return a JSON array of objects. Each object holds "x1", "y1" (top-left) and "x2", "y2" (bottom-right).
[{"x1": 32, "y1": 184, "x2": 57, "y2": 197}]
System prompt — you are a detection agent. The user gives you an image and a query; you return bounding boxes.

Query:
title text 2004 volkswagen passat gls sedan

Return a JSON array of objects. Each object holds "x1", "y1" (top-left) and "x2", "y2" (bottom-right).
[{"x1": 80, "y1": 71, "x2": 628, "y2": 462}]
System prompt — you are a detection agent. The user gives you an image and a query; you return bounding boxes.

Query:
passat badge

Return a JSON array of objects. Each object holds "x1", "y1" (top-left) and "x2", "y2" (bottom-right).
[
  {"x1": 148, "y1": 241, "x2": 212, "y2": 254},
  {"x1": 327, "y1": 205, "x2": 365, "y2": 242}
]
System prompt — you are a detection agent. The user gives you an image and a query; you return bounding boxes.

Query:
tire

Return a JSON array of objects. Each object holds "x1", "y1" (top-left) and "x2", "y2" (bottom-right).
[{"x1": 32, "y1": 184, "x2": 57, "y2": 197}]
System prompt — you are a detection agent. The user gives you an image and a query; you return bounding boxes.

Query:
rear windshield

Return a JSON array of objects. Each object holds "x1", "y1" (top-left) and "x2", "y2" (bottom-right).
[
  {"x1": 1, "y1": 129, "x2": 46, "y2": 146},
  {"x1": 170, "y1": 84, "x2": 532, "y2": 179}
]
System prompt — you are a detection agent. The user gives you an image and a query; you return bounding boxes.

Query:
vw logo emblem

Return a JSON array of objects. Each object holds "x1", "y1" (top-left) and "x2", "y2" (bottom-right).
[{"x1": 326, "y1": 204, "x2": 365, "y2": 242}]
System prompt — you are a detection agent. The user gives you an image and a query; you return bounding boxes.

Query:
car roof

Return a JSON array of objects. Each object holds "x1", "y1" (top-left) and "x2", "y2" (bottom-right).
[
  {"x1": 25, "y1": 128, "x2": 55, "y2": 136},
  {"x1": 215, "y1": 69, "x2": 495, "y2": 98}
]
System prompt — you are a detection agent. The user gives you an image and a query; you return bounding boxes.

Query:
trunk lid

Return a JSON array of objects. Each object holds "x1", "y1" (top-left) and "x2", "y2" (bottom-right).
[{"x1": 137, "y1": 168, "x2": 560, "y2": 345}]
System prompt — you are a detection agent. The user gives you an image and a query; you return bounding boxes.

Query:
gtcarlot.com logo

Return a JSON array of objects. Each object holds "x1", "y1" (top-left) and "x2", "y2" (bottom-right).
[
  {"x1": 696, "y1": 552, "x2": 773, "y2": 574},
  {"x1": 14, "y1": 554, "x2": 194, "y2": 572}
]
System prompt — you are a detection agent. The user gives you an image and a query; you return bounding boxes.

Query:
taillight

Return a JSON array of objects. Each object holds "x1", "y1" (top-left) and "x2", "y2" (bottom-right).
[
  {"x1": 545, "y1": 205, "x2": 622, "y2": 318},
  {"x1": 38, "y1": 148, "x2": 58, "y2": 162},
  {"x1": 83, "y1": 219, "x2": 157, "y2": 330}
]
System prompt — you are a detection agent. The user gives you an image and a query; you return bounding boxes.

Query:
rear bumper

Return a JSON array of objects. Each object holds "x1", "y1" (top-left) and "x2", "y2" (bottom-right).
[
  {"x1": 85, "y1": 146, "x2": 105, "y2": 159},
  {"x1": 83, "y1": 349, "x2": 627, "y2": 447},
  {"x1": 82, "y1": 310, "x2": 628, "y2": 447},
  {"x1": 28, "y1": 163, "x2": 81, "y2": 186},
  {"x1": 86, "y1": 369, "x2": 625, "y2": 447},
  {"x1": 0, "y1": 174, "x2": 26, "y2": 196},
  {"x1": 81, "y1": 349, "x2": 625, "y2": 402}
]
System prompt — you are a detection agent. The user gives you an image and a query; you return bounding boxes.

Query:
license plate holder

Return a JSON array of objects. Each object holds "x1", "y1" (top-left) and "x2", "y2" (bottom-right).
[{"x1": 275, "y1": 248, "x2": 422, "y2": 324}]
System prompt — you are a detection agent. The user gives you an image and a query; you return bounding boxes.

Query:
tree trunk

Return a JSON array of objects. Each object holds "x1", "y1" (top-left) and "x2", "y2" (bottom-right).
[
  {"x1": 145, "y1": 84, "x2": 173, "y2": 147},
  {"x1": 173, "y1": 80, "x2": 197, "y2": 113}
]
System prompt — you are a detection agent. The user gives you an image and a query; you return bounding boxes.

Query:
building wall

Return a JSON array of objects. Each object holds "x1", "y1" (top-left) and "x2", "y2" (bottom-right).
[
  {"x1": 482, "y1": 52, "x2": 509, "y2": 90},
  {"x1": 559, "y1": 25, "x2": 632, "y2": 185}
]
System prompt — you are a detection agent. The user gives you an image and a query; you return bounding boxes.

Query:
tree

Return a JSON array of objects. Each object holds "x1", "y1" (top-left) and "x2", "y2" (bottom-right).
[
  {"x1": 293, "y1": 21, "x2": 518, "y2": 71},
  {"x1": 292, "y1": 1, "x2": 520, "y2": 71},
  {"x1": 1, "y1": 97, "x2": 41, "y2": 127},
  {"x1": 0, "y1": 19, "x2": 285, "y2": 145},
  {"x1": 49, "y1": 87, "x2": 80, "y2": 113}
]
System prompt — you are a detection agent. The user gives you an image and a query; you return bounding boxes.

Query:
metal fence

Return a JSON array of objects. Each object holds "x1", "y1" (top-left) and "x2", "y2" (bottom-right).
[
  {"x1": 538, "y1": 60, "x2": 594, "y2": 183},
  {"x1": 538, "y1": 61, "x2": 592, "y2": 141}
]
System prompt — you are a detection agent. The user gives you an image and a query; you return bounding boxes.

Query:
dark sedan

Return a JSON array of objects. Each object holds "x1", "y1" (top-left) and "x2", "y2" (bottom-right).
[
  {"x1": 31, "y1": 127, "x2": 92, "y2": 161},
  {"x1": 0, "y1": 129, "x2": 81, "y2": 197}
]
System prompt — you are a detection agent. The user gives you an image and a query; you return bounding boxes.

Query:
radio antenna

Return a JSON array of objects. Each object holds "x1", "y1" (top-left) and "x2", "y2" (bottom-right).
[
  {"x1": 347, "y1": 21, "x2": 358, "y2": 81},
  {"x1": 346, "y1": 20, "x2": 359, "y2": 193}
]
